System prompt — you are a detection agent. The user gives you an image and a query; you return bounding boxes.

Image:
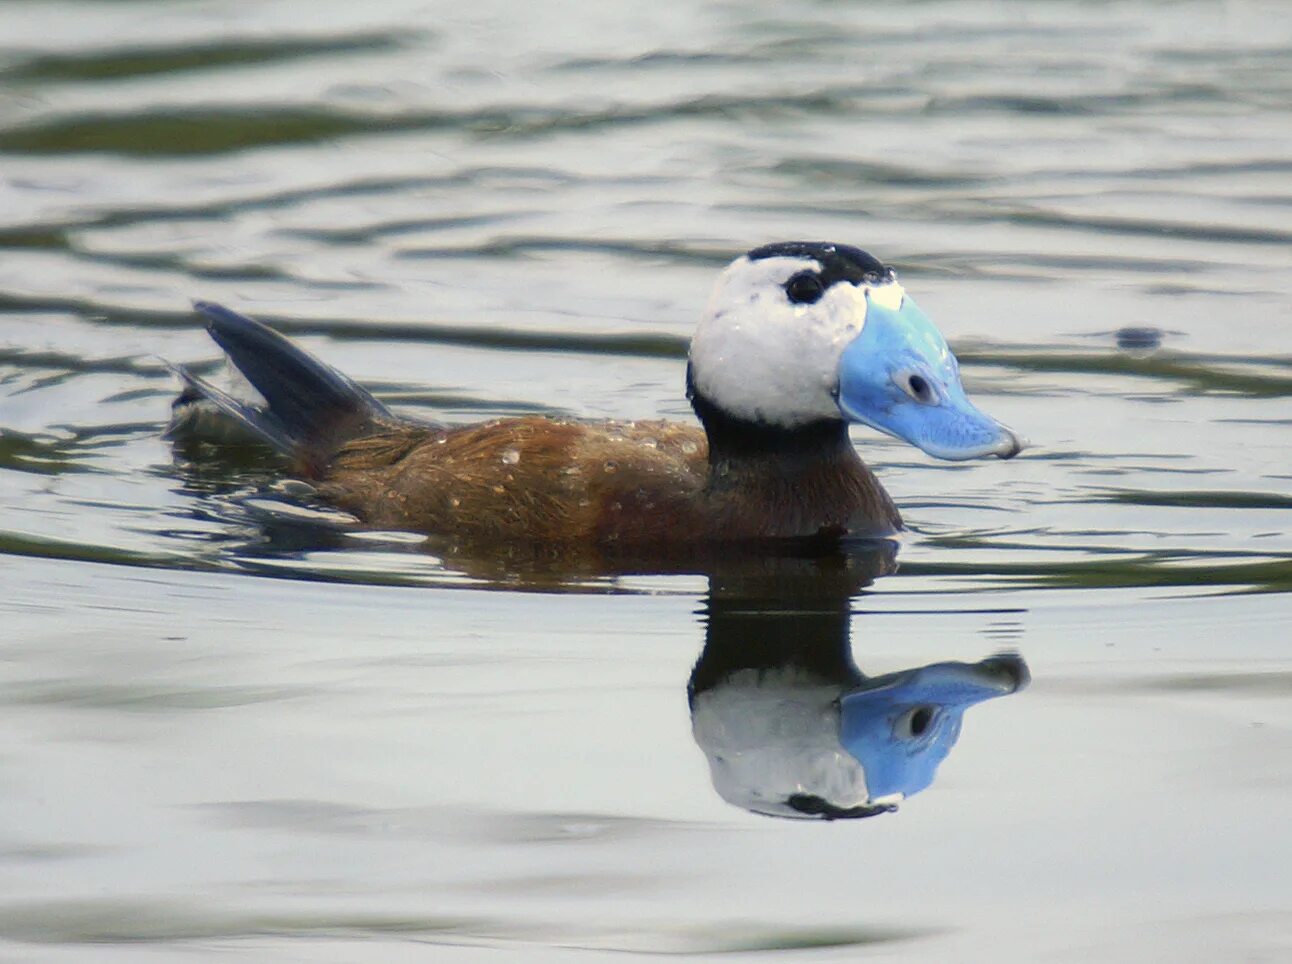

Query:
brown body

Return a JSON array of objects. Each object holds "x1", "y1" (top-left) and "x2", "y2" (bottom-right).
[{"x1": 309, "y1": 415, "x2": 900, "y2": 549}]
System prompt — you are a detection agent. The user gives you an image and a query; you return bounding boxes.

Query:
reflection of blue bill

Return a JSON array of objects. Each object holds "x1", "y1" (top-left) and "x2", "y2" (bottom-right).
[{"x1": 840, "y1": 655, "x2": 1029, "y2": 804}]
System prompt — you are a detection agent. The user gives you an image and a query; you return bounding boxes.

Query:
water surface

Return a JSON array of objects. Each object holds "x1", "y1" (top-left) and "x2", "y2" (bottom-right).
[{"x1": 1, "y1": 0, "x2": 1290, "y2": 960}]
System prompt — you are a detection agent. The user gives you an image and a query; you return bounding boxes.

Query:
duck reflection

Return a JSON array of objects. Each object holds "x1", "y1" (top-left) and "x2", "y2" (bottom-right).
[{"x1": 690, "y1": 548, "x2": 1028, "y2": 819}]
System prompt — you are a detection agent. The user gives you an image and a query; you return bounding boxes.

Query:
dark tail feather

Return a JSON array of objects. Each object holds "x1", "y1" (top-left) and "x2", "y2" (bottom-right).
[{"x1": 184, "y1": 301, "x2": 391, "y2": 463}]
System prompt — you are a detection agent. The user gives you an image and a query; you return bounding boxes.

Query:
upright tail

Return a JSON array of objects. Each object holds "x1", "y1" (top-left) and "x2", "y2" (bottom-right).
[{"x1": 173, "y1": 301, "x2": 393, "y2": 470}]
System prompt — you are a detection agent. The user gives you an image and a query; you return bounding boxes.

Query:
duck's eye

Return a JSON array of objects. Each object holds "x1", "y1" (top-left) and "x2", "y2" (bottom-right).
[
  {"x1": 785, "y1": 271, "x2": 825, "y2": 305},
  {"x1": 898, "y1": 371, "x2": 938, "y2": 404}
]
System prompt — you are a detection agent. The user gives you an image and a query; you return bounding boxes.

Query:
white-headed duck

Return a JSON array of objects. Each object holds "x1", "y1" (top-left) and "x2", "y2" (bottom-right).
[{"x1": 173, "y1": 241, "x2": 1022, "y2": 549}]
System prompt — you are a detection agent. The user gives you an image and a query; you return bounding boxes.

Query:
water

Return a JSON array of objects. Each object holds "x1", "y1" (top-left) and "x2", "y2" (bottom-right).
[{"x1": 1, "y1": 0, "x2": 1290, "y2": 959}]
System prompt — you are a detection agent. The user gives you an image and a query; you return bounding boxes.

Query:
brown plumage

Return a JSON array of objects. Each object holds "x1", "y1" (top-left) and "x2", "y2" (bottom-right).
[{"x1": 309, "y1": 414, "x2": 898, "y2": 549}]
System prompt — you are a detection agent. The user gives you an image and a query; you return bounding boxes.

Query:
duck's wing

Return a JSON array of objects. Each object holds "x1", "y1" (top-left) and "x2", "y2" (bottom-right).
[{"x1": 320, "y1": 417, "x2": 709, "y2": 544}]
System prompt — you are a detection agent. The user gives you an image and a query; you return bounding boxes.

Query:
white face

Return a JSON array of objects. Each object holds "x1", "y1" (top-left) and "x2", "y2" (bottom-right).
[{"x1": 689, "y1": 254, "x2": 906, "y2": 429}]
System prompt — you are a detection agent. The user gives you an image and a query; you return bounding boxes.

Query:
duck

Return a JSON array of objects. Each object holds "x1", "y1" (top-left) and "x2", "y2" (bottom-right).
[{"x1": 172, "y1": 241, "x2": 1023, "y2": 551}]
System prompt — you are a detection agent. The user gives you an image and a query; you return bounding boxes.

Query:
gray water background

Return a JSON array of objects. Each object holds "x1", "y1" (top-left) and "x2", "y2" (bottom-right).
[{"x1": 1, "y1": 0, "x2": 1290, "y2": 960}]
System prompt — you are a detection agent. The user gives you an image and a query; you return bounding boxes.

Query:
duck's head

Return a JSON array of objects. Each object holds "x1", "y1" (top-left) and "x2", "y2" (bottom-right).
[{"x1": 688, "y1": 242, "x2": 1023, "y2": 459}]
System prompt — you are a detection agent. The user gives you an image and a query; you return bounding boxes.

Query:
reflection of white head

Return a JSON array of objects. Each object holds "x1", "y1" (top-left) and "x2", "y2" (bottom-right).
[
  {"x1": 689, "y1": 253, "x2": 906, "y2": 430},
  {"x1": 690, "y1": 666, "x2": 900, "y2": 819}
]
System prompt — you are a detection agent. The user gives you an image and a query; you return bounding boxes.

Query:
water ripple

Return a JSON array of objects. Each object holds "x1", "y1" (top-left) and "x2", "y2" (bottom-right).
[{"x1": 0, "y1": 32, "x2": 407, "y2": 83}]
